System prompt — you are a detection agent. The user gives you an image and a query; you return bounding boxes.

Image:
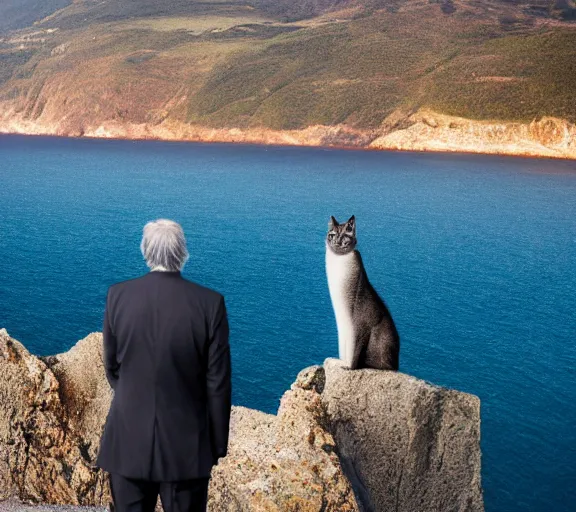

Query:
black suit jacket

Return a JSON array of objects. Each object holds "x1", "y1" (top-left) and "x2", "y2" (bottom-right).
[{"x1": 95, "y1": 270, "x2": 232, "y2": 481}]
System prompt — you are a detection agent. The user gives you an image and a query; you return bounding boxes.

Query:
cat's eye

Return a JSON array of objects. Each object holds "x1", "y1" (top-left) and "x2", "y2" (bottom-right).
[{"x1": 328, "y1": 233, "x2": 335, "y2": 240}]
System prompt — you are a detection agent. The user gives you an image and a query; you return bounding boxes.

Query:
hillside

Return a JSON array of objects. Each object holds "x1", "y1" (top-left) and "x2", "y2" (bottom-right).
[{"x1": 0, "y1": 0, "x2": 575, "y2": 157}]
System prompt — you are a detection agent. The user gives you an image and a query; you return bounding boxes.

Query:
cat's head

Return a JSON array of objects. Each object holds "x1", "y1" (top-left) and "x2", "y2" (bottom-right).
[{"x1": 326, "y1": 215, "x2": 357, "y2": 255}]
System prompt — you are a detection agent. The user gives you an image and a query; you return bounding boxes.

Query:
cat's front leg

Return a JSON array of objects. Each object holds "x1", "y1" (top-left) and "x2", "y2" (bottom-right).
[{"x1": 349, "y1": 331, "x2": 368, "y2": 370}]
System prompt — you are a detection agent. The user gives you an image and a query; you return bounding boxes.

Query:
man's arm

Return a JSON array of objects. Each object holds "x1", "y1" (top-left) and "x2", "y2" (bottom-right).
[
  {"x1": 103, "y1": 287, "x2": 120, "y2": 390},
  {"x1": 206, "y1": 295, "x2": 232, "y2": 463}
]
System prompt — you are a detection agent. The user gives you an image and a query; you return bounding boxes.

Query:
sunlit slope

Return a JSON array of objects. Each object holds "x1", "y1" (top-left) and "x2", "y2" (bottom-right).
[
  {"x1": 0, "y1": 0, "x2": 574, "y2": 135},
  {"x1": 185, "y1": 9, "x2": 576, "y2": 129}
]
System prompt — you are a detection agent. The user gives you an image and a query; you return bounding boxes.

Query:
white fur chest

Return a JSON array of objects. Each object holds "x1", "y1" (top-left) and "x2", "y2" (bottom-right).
[{"x1": 326, "y1": 247, "x2": 357, "y2": 366}]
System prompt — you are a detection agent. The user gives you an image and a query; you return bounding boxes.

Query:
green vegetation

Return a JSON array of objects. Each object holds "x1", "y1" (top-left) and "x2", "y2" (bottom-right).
[
  {"x1": 423, "y1": 30, "x2": 576, "y2": 122},
  {"x1": 0, "y1": 49, "x2": 36, "y2": 85},
  {"x1": 0, "y1": 0, "x2": 575, "y2": 130},
  {"x1": 186, "y1": 13, "x2": 459, "y2": 129}
]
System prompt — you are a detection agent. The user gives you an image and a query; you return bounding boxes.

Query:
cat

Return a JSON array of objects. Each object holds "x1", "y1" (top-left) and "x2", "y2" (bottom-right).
[{"x1": 325, "y1": 215, "x2": 400, "y2": 370}]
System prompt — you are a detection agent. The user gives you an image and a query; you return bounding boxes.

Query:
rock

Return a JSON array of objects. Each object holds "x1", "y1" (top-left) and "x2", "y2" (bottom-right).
[
  {"x1": 422, "y1": 116, "x2": 439, "y2": 128},
  {"x1": 379, "y1": 108, "x2": 418, "y2": 135},
  {"x1": 50, "y1": 42, "x2": 71, "y2": 57},
  {"x1": 0, "y1": 332, "x2": 359, "y2": 511},
  {"x1": 321, "y1": 358, "x2": 484, "y2": 512},
  {"x1": 0, "y1": 331, "x2": 483, "y2": 512},
  {"x1": 290, "y1": 365, "x2": 325, "y2": 393},
  {"x1": 208, "y1": 365, "x2": 359, "y2": 511},
  {"x1": 529, "y1": 117, "x2": 571, "y2": 147},
  {"x1": 0, "y1": 330, "x2": 110, "y2": 506},
  {"x1": 369, "y1": 108, "x2": 576, "y2": 158},
  {"x1": 41, "y1": 333, "x2": 113, "y2": 465}
]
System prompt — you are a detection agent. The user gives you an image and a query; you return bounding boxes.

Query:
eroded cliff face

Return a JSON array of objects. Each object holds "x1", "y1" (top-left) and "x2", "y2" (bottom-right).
[
  {"x1": 370, "y1": 109, "x2": 576, "y2": 160},
  {"x1": 0, "y1": 106, "x2": 574, "y2": 160}
]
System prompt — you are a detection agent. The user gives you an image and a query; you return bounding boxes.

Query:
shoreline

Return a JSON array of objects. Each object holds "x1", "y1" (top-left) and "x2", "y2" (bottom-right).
[
  {"x1": 2, "y1": 128, "x2": 576, "y2": 164},
  {"x1": 1, "y1": 109, "x2": 575, "y2": 162}
]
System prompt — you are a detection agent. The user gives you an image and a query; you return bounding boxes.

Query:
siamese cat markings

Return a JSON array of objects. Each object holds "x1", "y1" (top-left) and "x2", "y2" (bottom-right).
[{"x1": 325, "y1": 215, "x2": 400, "y2": 370}]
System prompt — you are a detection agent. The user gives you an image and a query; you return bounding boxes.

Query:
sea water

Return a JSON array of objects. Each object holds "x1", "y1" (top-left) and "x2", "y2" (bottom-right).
[{"x1": 1, "y1": 135, "x2": 575, "y2": 511}]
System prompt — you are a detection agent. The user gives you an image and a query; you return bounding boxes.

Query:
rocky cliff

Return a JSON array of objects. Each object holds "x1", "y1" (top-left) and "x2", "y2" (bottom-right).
[
  {"x1": 369, "y1": 110, "x2": 576, "y2": 160},
  {"x1": 1, "y1": 111, "x2": 575, "y2": 160},
  {"x1": 0, "y1": 329, "x2": 110, "y2": 505},
  {"x1": 0, "y1": 328, "x2": 483, "y2": 511}
]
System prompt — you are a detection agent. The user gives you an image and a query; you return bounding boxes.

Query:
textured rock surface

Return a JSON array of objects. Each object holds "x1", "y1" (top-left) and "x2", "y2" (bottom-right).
[
  {"x1": 369, "y1": 109, "x2": 576, "y2": 159},
  {"x1": 208, "y1": 365, "x2": 358, "y2": 511},
  {"x1": 0, "y1": 329, "x2": 483, "y2": 511},
  {"x1": 40, "y1": 334, "x2": 113, "y2": 477},
  {"x1": 0, "y1": 331, "x2": 358, "y2": 511},
  {"x1": 0, "y1": 329, "x2": 109, "y2": 506},
  {"x1": 321, "y1": 358, "x2": 484, "y2": 512}
]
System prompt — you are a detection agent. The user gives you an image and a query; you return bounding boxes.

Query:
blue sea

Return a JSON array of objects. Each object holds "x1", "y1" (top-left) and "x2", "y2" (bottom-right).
[{"x1": 1, "y1": 135, "x2": 575, "y2": 511}]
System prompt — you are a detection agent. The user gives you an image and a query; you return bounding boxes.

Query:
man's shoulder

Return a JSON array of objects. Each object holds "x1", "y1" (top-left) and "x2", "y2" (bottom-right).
[
  {"x1": 108, "y1": 274, "x2": 147, "y2": 293},
  {"x1": 107, "y1": 273, "x2": 224, "y2": 305},
  {"x1": 181, "y1": 277, "x2": 224, "y2": 304}
]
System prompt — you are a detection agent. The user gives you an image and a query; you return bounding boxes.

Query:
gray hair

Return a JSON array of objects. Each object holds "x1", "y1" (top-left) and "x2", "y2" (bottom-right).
[{"x1": 140, "y1": 219, "x2": 190, "y2": 272}]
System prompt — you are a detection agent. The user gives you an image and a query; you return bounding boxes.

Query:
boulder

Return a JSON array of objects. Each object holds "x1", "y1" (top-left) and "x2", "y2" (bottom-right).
[{"x1": 321, "y1": 358, "x2": 484, "y2": 512}]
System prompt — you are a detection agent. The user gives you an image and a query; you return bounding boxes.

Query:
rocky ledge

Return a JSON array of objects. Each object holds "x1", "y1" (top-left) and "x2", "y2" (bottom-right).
[{"x1": 0, "y1": 328, "x2": 483, "y2": 511}]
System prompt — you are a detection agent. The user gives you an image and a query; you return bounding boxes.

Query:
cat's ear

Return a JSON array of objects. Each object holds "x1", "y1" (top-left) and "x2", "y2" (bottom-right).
[
  {"x1": 346, "y1": 215, "x2": 356, "y2": 232},
  {"x1": 329, "y1": 216, "x2": 339, "y2": 229}
]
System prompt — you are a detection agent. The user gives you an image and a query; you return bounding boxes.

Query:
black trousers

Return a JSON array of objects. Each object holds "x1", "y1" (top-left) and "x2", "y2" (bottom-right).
[{"x1": 109, "y1": 473, "x2": 210, "y2": 512}]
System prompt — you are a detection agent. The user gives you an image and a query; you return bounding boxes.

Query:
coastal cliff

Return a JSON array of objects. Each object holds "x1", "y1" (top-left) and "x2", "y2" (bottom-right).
[
  {"x1": 1, "y1": 110, "x2": 574, "y2": 160},
  {"x1": 0, "y1": 328, "x2": 483, "y2": 511},
  {"x1": 0, "y1": 0, "x2": 575, "y2": 160}
]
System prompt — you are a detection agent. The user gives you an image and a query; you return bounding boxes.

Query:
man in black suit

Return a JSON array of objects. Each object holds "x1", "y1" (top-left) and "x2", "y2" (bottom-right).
[{"x1": 96, "y1": 219, "x2": 232, "y2": 512}]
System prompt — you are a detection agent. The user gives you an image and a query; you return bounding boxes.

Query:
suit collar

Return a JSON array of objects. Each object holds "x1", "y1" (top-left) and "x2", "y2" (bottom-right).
[{"x1": 149, "y1": 270, "x2": 181, "y2": 277}]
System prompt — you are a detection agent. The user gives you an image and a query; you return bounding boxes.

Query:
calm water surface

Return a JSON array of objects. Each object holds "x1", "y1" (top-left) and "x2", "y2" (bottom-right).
[{"x1": 1, "y1": 135, "x2": 575, "y2": 511}]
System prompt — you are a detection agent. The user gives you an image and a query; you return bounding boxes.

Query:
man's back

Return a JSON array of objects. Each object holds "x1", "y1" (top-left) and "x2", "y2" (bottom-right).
[{"x1": 96, "y1": 269, "x2": 231, "y2": 482}]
